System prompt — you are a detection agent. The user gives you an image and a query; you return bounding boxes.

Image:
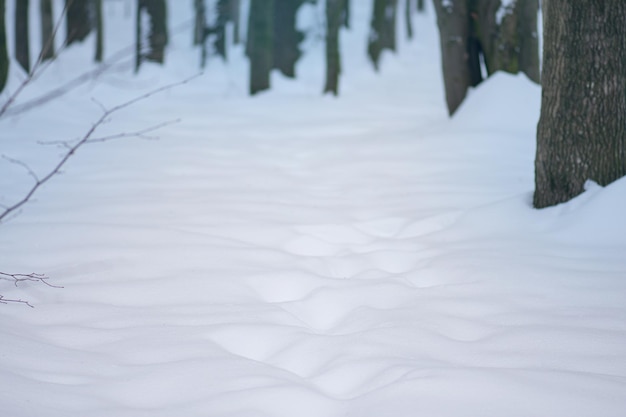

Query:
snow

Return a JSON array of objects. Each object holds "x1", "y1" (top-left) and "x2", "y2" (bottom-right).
[{"x1": 1, "y1": 1, "x2": 626, "y2": 416}]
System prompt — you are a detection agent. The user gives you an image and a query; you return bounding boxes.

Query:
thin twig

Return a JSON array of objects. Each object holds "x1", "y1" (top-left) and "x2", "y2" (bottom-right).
[{"x1": 0, "y1": 73, "x2": 200, "y2": 224}]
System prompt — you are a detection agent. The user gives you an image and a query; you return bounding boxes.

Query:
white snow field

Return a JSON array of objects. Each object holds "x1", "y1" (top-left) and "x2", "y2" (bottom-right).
[{"x1": 1, "y1": 2, "x2": 626, "y2": 416}]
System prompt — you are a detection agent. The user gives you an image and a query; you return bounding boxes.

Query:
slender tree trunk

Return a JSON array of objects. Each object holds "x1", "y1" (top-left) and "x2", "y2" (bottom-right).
[
  {"x1": 405, "y1": 0, "x2": 413, "y2": 39},
  {"x1": 94, "y1": 0, "x2": 103, "y2": 62},
  {"x1": 433, "y1": 0, "x2": 470, "y2": 115},
  {"x1": 39, "y1": 0, "x2": 55, "y2": 62},
  {"x1": 15, "y1": 0, "x2": 30, "y2": 73},
  {"x1": 194, "y1": 0, "x2": 205, "y2": 45},
  {"x1": 534, "y1": 1, "x2": 626, "y2": 208},
  {"x1": 342, "y1": 0, "x2": 350, "y2": 28},
  {"x1": 368, "y1": 0, "x2": 398, "y2": 70},
  {"x1": 230, "y1": 0, "x2": 241, "y2": 44},
  {"x1": 247, "y1": 0, "x2": 274, "y2": 95},
  {"x1": 214, "y1": 0, "x2": 229, "y2": 60},
  {"x1": 0, "y1": 0, "x2": 7, "y2": 92},
  {"x1": 417, "y1": 0, "x2": 424, "y2": 11},
  {"x1": 324, "y1": 0, "x2": 343, "y2": 95},
  {"x1": 66, "y1": 0, "x2": 91, "y2": 45},
  {"x1": 516, "y1": 0, "x2": 539, "y2": 83},
  {"x1": 272, "y1": 0, "x2": 304, "y2": 78},
  {"x1": 135, "y1": 0, "x2": 142, "y2": 71}
]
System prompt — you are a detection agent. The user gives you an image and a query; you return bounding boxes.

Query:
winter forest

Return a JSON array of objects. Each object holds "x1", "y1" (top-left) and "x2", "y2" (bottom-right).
[{"x1": 1, "y1": 1, "x2": 626, "y2": 416}]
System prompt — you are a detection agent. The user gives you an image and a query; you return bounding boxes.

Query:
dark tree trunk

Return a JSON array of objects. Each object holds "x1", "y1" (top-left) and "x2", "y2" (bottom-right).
[
  {"x1": 433, "y1": 0, "x2": 470, "y2": 115},
  {"x1": 138, "y1": 0, "x2": 168, "y2": 64},
  {"x1": 15, "y1": 0, "x2": 30, "y2": 73},
  {"x1": 405, "y1": 0, "x2": 413, "y2": 39},
  {"x1": 66, "y1": 0, "x2": 91, "y2": 45},
  {"x1": 417, "y1": 0, "x2": 424, "y2": 11},
  {"x1": 135, "y1": 0, "x2": 141, "y2": 72},
  {"x1": 516, "y1": 0, "x2": 539, "y2": 83},
  {"x1": 534, "y1": 1, "x2": 626, "y2": 208},
  {"x1": 94, "y1": 0, "x2": 103, "y2": 62},
  {"x1": 434, "y1": 0, "x2": 540, "y2": 115},
  {"x1": 214, "y1": 0, "x2": 230, "y2": 60},
  {"x1": 342, "y1": 0, "x2": 350, "y2": 28},
  {"x1": 247, "y1": 0, "x2": 274, "y2": 95},
  {"x1": 39, "y1": 0, "x2": 55, "y2": 62},
  {"x1": 194, "y1": 0, "x2": 206, "y2": 45},
  {"x1": 229, "y1": 0, "x2": 241, "y2": 44},
  {"x1": 324, "y1": 0, "x2": 343, "y2": 95},
  {"x1": 0, "y1": 0, "x2": 7, "y2": 92},
  {"x1": 272, "y1": 0, "x2": 304, "y2": 78},
  {"x1": 368, "y1": 0, "x2": 398, "y2": 70}
]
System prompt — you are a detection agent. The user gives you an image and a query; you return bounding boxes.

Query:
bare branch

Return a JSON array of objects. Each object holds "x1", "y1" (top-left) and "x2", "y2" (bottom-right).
[
  {"x1": 86, "y1": 119, "x2": 181, "y2": 143},
  {"x1": 0, "y1": 74, "x2": 200, "y2": 224},
  {"x1": 0, "y1": 295, "x2": 34, "y2": 308},
  {"x1": 2, "y1": 155, "x2": 40, "y2": 182}
]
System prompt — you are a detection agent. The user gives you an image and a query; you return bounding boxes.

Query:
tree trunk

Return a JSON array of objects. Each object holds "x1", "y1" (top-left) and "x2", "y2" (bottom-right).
[
  {"x1": 214, "y1": 0, "x2": 229, "y2": 60},
  {"x1": 434, "y1": 0, "x2": 540, "y2": 115},
  {"x1": 534, "y1": 1, "x2": 626, "y2": 208},
  {"x1": 15, "y1": 0, "x2": 30, "y2": 73},
  {"x1": 272, "y1": 0, "x2": 304, "y2": 78},
  {"x1": 516, "y1": 0, "x2": 539, "y2": 83},
  {"x1": 247, "y1": 0, "x2": 274, "y2": 95},
  {"x1": 66, "y1": 0, "x2": 91, "y2": 45},
  {"x1": 39, "y1": 0, "x2": 55, "y2": 62},
  {"x1": 230, "y1": 0, "x2": 241, "y2": 44},
  {"x1": 138, "y1": 0, "x2": 168, "y2": 64},
  {"x1": 0, "y1": 0, "x2": 7, "y2": 92},
  {"x1": 324, "y1": 0, "x2": 343, "y2": 95},
  {"x1": 417, "y1": 0, "x2": 424, "y2": 11},
  {"x1": 194, "y1": 0, "x2": 205, "y2": 45},
  {"x1": 405, "y1": 0, "x2": 413, "y2": 39},
  {"x1": 368, "y1": 0, "x2": 398, "y2": 70},
  {"x1": 94, "y1": 0, "x2": 103, "y2": 62},
  {"x1": 433, "y1": 0, "x2": 470, "y2": 115},
  {"x1": 342, "y1": 0, "x2": 350, "y2": 28}
]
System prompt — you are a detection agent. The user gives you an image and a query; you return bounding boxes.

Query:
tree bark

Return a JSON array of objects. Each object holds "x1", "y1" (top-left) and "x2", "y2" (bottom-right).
[
  {"x1": 66, "y1": 0, "x2": 91, "y2": 45},
  {"x1": 433, "y1": 0, "x2": 471, "y2": 115},
  {"x1": 0, "y1": 0, "x2": 7, "y2": 92},
  {"x1": 405, "y1": 0, "x2": 413, "y2": 39},
  {"x1": 138, "y1": 0, "x2": 168, "y2": 64},
  {"x1": 94, "y1": 0, "x2": 104, "y2": 62},
  {"x1": 39, "y1": 0, "x2": 55, "y2": 62},
  {"x1": 368, "y1": 0, "x2": 398, "y2": 70},
  {"x1": 534, "y1": 1, "x2": 626, "y2": 208},
  {"x1": 324, "y1": 0, "x2": 343, "y2": 95},
  {"x1": 247, "y1": 0, "x2": 274, "y2": 95},
  {"x1": 15, "y1": 0, "x2": 30, "y2": 73},
  {"x1": 272, "y1": 0, "x2": 304, "y2": 78}
]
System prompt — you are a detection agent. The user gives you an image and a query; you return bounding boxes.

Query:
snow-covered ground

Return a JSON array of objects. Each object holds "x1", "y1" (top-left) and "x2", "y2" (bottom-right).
[{"x1": 1, "y1": 2, "x2": 625, "y2": 416}]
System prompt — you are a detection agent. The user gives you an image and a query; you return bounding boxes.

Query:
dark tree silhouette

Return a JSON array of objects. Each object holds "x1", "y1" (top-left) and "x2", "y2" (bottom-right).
[
  {"x1": 66, "y1": 0, "x2": 92, "y2": 45},
  {"x1": 15, "y1": 0, "x2": 30, "y2": 73},
  {"x1": 39, "y1": 0, "x2": 55, "y2": 61},
  {"x1": 368, "y1": 0, "x2": 398, "y2": 70},
  {"x1": 247, "y1": 0, "x2": 274, "y2": 94},
  {"x1": 325, "y1": 0, "x2": 344, "y2": 95},
  {"x1": 0, "y1": 0, "x2": 7, "y2": 92}
]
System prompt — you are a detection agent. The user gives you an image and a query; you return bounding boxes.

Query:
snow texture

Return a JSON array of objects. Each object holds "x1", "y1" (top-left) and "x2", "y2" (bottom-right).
[{"x1": 1, "y1": 1, "x2": 625, "y2": 416}]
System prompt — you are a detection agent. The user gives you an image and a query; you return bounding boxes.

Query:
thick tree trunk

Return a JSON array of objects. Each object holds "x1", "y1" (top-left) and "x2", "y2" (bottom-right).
[
  {"x1": 15, "y1": 0, "x2": 30, "y2": 73},
  {"x1": 39, "y1": 0, "x2": 55, "y2": 62},
  {"x1": 433, "y1": 0, "x2": 471, "y2": 115},
  {"x1": 534, "y1": 1, "x2": 626, "y2": 208},
  {"x1": 94, "y1": 0, "x2": 103, "y2": 62},
  {"x1": 247, "y1": 0, "x2": 274, "y2": 95},
  {"x1": 324, "y1": 0, "x2": 343, "y2": 95},
  {"x1": 66, "y1": 0, "x2": 91, "y2": 45},
  {"x1": 0, "y1": 0, "x2": 7, "y2": 92},
  {"x1": 272, "y1": 0, "x2": 304, "y2": 78},
  {"x1": 214, "y1": 0, "x2": 229, "y2": 60},
  {"x1": 368, "y1": 0, "x2": 398, "y2": 70}
]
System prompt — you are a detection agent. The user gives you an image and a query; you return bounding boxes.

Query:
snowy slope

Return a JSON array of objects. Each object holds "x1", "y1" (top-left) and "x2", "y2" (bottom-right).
[{"x1": 1, "y1": 2, "x2": 625, "y2": 416}]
